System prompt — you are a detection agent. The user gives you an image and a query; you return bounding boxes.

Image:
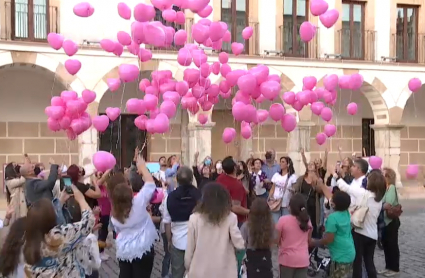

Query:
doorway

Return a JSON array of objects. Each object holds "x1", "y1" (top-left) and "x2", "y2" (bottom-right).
[{"x1": 361, "y1": 118, "x2": 375, "y2": 157}]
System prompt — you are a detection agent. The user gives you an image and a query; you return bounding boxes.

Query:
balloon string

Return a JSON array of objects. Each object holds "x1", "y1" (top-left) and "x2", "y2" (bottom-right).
[
  {"x1": 121, "y1": 83, "x2": 126, "y2": 113},
  {"x1": 413, "y1": 93, "x2": 417, "y2": 118},
  {"x1": 109, "y1": 121, "x2": 113, "y2": 154}
]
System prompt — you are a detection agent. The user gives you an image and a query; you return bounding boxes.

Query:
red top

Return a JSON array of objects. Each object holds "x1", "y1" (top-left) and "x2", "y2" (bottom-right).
[{"x1": 216, "y1": 173, "x2": 247, "y2": 224}]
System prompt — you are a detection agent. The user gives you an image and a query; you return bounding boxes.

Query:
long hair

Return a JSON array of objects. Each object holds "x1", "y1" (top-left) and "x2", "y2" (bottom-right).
[
  {"x1": 195, "y1": 183, "x2": 231, "y2": 225},
  {"x1": 248, "y1": 198, "x2": 273, "y2": 249},
  {"x1": 0, "y1": 217, "x2": 26, "y2": 277},
  {"x1": 110, "y1": 182, "x2": 133, "y2": 224},
  {"x1": 23, "y1": 199, "x2": 57, "y2": 265},
  {"x1": 67, "y1": 164, "x2": 80, "y2": 185},
  {"x1": 366, "y1": 170, "x2": 386, "y2": 202},
  {"x1": 289, "y1": 194, "x2": 310, "y2": 232},
  {"x1": 279, "y1": 156, "x2": 295, "y2": 178},
  {"x1": 239, "y1": 161, "x2": 250, "y2": 180},
  {"x1": 383, "y1": 167, "x2": 396, "y2": 186},
  {"x1": 304, "y1": 161, "x2": 318, "y2": 178},
  {"x1": 4, "y1": 163, "x2": 18, "y2": 204}
]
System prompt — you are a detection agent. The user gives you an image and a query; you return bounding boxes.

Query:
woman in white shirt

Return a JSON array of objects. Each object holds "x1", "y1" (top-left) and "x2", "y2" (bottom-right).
[
  {"x1": 251, "y1": 159, "x2": 268, "y2": 199},
  {"x1": 270, "y1": 157, "x2": 297, "y2": 223},
  {"x1": 110, "y1": 155, "x2": 158, "y2": 278},
  {"x1": 334, "y1": 169, "x2": 386, "y2": 278}
]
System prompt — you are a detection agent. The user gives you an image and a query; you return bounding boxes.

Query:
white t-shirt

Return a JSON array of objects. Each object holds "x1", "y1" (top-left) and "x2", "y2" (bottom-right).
[
  {"x1": 271, "y1": 173, "x2": 297, "y2": 208},
  {"x1": 253, "y1": 170, "x2": 266, "y2": 196}
]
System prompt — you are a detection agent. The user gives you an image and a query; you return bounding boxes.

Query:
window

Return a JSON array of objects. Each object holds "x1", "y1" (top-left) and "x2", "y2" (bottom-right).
[
  {"x1": 396, "y1": 6, "x2": 418, "y2": 62},
  {"x1": 282, "y1": 0, "x2": 309, "y2": 56},
  {"x1": 12, "y1": 0, "x2": 49, "y2": 41},
  {"x1": 341, "y1": 1, "x2": 364, "y2": 59},
  {"x1": 221, "y1": 0, "x2": 249, "y2": 53},
  {"x1": 99, "y1": 114, "x2": 147, "y2": 168}
]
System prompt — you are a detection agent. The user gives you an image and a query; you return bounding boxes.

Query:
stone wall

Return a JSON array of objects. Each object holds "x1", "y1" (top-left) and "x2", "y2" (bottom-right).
[
  {"x1": 0, "y1": 122, "x2": 79, "y2": 197},
  {"x1": 148, "y1": 124, "x2": 182, "y2": 162},
  {"x1": 400, "y1": 126, "x2": 425, "y2": 181},
  {"x1": 252, "y1": 124, "x2": 289, "y2": 159}
]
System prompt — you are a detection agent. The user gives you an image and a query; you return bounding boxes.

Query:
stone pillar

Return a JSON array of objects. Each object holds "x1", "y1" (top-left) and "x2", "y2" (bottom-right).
[
  {"x1": 287, "y1": 122, "x2": 315, "y2": 175},
  {"x1": 371, "y1": 124, "x2": 404, "y2": 187}
]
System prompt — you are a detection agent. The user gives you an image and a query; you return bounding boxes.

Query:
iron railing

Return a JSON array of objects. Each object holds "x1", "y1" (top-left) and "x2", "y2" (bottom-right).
[
  {"x1": 1, "y1": 0, "x2": 59, "y2": 42},
  {"x1": 336, "y1": 29, "x2": 376, "y2": 61},
  {"x1": 278, "y1": 22, "x2": 320, "y2": 59},
  {"x1": 221, "y1": 21, "x2": 260, "y2": 55},
  {"x1": 390, "y1": 32, "x2": 425, "y2": 63}
]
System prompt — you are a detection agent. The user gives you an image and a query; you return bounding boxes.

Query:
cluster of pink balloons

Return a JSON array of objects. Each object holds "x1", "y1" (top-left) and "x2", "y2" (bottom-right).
[
  {"x1": 45, "y1": 90, "x2": 97, "y2": 140},
  {"x1": 47, "y1": 33, "x2": 82, "y2": 75},
  {"x1": 300, "y1": 0, "x2": 339, "y2": 43}
]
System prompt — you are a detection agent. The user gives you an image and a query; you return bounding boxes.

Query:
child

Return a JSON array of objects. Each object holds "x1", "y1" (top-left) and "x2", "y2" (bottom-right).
[
  {"x1": 240, "y1": 198, "x2": 274, "y2": 278},
  {"x1": 276, "y1": 193, "x2": 312, "y2": 278},
  {"x1": 311, "y1": 189, "x2": 355, "y2": 278}
]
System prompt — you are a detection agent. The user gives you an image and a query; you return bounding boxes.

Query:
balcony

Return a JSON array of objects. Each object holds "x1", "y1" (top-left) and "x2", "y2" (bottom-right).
[
  {"x1": 336, "y1": 29, "x2": 376, "y2": 61},
  {"x1": 390, "y1": 32, "x2": 425, "y2": 64},
  {"x1": 278, "y1": 22, "x2": 320, "y2": 59},
  {"x1": 221, "y1": 21, "x2": 260, "y2": 56},
  {"x1": 1, "y1": 0, "x2": 59, "y2": 42}
]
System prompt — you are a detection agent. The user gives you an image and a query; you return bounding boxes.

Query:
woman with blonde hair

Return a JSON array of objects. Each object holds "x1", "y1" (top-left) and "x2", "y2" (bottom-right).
[{"x1": 378, "y1": 167, "x2": 401, "y2": 277}]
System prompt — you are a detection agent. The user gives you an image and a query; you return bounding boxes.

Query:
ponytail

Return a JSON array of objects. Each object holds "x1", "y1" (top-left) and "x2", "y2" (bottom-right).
[
  {"x1": 297, "y1": 207, "x2": 310, "y2": 232},
  {"x1": 289, "y1": 193, "x2": 310, "y2": 232}
]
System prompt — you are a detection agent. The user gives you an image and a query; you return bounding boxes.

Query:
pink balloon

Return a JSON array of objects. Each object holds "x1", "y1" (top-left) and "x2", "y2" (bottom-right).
[
  {"x1": 139, "y1": 79, "x2": 151, "y2": 92},
  {"x1": 350, "y1": 73, "x2": 364, "y2": 90},
  {"x1": 269, "y1": 103, "x2": 285, "y2": 121},
  {"x1": 324, "y1": 74, "x2": 338, "y2": 91},
  {"x1": 151, "y1": 0, "x2": 173, "y2": 10},
  {"x1": 64, "y1": 59, "x2": 81, "y2": 75},
  {"x1": 70, "y1": 119, "x2": 85, "y2": 135},
  {"x1": 303, "y1": 76, "x2": 317, "y2": 90},
  {"x1": 299, "y1": 22, "x2": 316, "y2": 42},
  {"x1": 47, "y1": 106, "x2": 65, "y2": 120},
  {"x1": 347, "y1": 102, "x2": 358, "y2": 115},
  {"x1": 292, "y1": 101, "x2": 304, "y2": 112},
  {"x1": 222, "y1": 127, "x2": 236, "y2": 144},
  {"x1": 220, "y1": 63, "x2": 231, "y2": 77},
  {"x1": 192, "y1": 23, "x2": 210, "y2": 44},
  {"x1": 231, "y1": 42, "x2": 244, "y2": 56},
  {"x1": 281, "y1": 114, "x2": 297, "y2": 132},
  {"x1": 324, "y1": 124, "x2": 336, "y2": 137},
  {"x1": 176, "y1": 81, "x2": 189, "y2": 96},
  {"x1": 117, "y1": 31, "x2": 131, "y2": 46},
  {"x1": 62, "y1": 40, "x2": 78, "y2": 56},
  {"x1": 232, "y1": 102, "x2": 247, "y2": 122},
  {"x1": 107, "y1": 78, "x2": 121, "y2": 92},
  {"x1": 249, "y1": 65, "x2": 269, "y2": 85},
  {"x1": 283, "y1": 91, "x2": 296, "y2": 105},
  {"x1": 186, "y1": 0, "x2": 209, "y2": 12},
  {"x1": 238, "y1": 74, "x2": 257, "y2": 95},
  {"x1": 61, "y1": 91, "x2": 78, "y2": 102},
  {"x1": 241, "y1": 125, "x2": 252, "y2": 139},
  {"x1": 311, "y1": 102, "x2": 325, "y2": 116},
  {"x1": 144, "y1": 23, "x2": 166, "y2": 47},
  {"x1": 73, "y1": 2, "x2": 94, "y2": 17},
  {"x1": 134, "y1": 3, "x2": 155, "y2": 22},
  {"x1": 138, "y1": 48, "x2": 152, "y2": 62},
  {"x1": 338, "y1": 75, "x2": 351, "y2": 90},
  {"x1": 100, "y1": 39, "x2": 115, "y2": 52},
  {"x1": 117, "y1": 2, "x2": 131, "y2": 19},
  {"x1": 47, "y1": 33, "x2": 64, "y2": 50},
  {"x1": 174, "y1": 30, "x2": 187, "y2": 45},
  {"x1": 154, "y1": 113, "x2": 170, "y2": 133},
  {"x1": 160, "y1": 100, "x2": 177, "y2": 118},
  {"x1": 198, "y1": 5, "x2": 213, "y2": 18},
  {"x1": 257, "y1": 109, "x2": 269, "y2": 123},
  {"x1": 175, "y1": 11, "x2": 186, "y2": 24},
  {"x1": 93, "y1": 151, "x2": 116, "y2": 172},
  {"x1": 226, "y1": 70, "x2": 246, "y2": 87},
  {"x1": 47, "y1": 118, "x2": 61, "y2": 132},
  {"x1": 242, "y1": 26, "x2": 253, "y2": 40},
  {"x1": 310, "y1": 0, "x2": 328, "y2": 16},
  {"x1": 406, "y1": 164, "x2": 419, "y2": 179},
  {"x1": 92, "y1": 115, "x2": 110, "y2": 132},
  {"x1": 316, "y1": 133, "x2": 327, "y2": 145},
  {"x1": 162, "y1": 9, "x2": 176, "y2": 22},
  {"x1": 223, "y1": 30, "x2": 231, "y2": 42},
  {"x1": 319, "y1": 9, "x2": 339, "y2": 28},
  {"x1": 219, "y1": 52, "x2": 229, "y2": 64},
  {"x1": 197, "y1": 114, "x2": 208, "y2": 125},
  {"x1": 119, "y1": 64, "x2": 139, "y2": 83},
  {"x1": 126, "y1": 98, "x2": 144, "y2": 115},
  {"x1": 113, "y1": 42, "x2": 124, "y2": 57},
  {"x1": 82, "y1": 89, "x2": 96, "y2": 104},
  {"x1": 260, "y1": 80, "x2": 281, "y2": 100},
  {"x1": 177, "y1": 48, "x2": 192, "y2": 66},
  {"x1": 144, "y1": 94, "x2": 159, "y2": 110},
  {"x1": 59, "y1": 116, "x2": 71, "y2": 130},
  {"x1": 105, "y1": 107, "x2": 121, "y2": 121},
  {"x1": 408, "y1": 78, "x2": 422, "y2": 92},
  {"x1": 320, "y1": 107, "x2": 333, "y2": 122},
  {"x1": 369, "y1": 156, "x2": 383, "y2": 170},
  {"x1": 135, "y1": 115, "x2": 148, "y2": 130},
  {"x1": 51, "y1": 96, "x2": 64, "y2": 107}
]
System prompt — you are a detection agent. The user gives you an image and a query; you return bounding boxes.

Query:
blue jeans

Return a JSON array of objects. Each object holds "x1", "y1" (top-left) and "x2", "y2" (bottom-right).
[
  {"x1": 161, "y1": 233, "x2": 171, "y2": 277},
  {"x1": 256, "y1": 192, "x2": 268, "y2": 199},
  {"x1": 271, "y1": 207, "x2": 290, "y2": 223}
]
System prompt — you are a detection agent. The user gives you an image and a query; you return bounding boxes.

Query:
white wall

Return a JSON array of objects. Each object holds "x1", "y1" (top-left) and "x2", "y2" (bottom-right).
[{"x1": 0, "y1": 66, "x2": 65, "y2": 122}]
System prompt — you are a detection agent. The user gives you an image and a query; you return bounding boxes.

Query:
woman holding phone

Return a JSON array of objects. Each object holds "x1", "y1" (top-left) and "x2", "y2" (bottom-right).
[{"x1": 67, "y1": 165, "x2": 101, "y2": 208}]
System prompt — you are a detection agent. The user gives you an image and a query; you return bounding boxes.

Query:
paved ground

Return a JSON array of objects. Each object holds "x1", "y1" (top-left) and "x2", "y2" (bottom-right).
[{"x1": 98, "y1": 199, "x2": 425, "y2": 278}]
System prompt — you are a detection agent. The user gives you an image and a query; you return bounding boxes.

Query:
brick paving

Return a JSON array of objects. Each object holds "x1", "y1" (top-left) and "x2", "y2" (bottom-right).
[{"x1": 100, "y1": 200, "x2": 425, "y2": 277}]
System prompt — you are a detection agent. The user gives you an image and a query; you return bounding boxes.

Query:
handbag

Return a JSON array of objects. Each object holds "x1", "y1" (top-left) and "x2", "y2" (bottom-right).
[
  {"x1": 267, "y1": 178, "x2": 289, "y2": 212},
  {"x1": 351, "y1": 191, "x2": 369, "y2": 229},
  {"x1": 386, "y1": 187, "x2": 403, "y2": 219}
]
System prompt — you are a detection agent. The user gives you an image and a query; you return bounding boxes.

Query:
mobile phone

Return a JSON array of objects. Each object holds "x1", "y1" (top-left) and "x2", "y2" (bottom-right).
[{"x1": 62, "y1": 177, "x2": 73, "y2": 194}]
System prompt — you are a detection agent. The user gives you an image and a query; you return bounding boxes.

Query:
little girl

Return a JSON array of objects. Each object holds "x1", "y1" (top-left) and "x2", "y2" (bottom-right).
[
  {"x1": 240, "y1": 198, "x2": 274, "y2": 278},
  {"x1": 276, "y1": 193, "x2": 312, "y2": 278}
]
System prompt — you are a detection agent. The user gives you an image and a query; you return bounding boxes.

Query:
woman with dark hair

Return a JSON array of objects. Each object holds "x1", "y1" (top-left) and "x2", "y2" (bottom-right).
[
  {"x1": 4, "y1": 163, "x2": 26, "y2": 224},
  {"x1": 250, "y1": 158, "x2": 268, "y2": 199},
  {"x1": 192, "y1": 151, "x2": 214, "y2": 192},
  {"x1": 211, "y1": 160, "x2": 223, "y2": 180},
  {"x1": 67, "y1": 164, "x2": 101, "y2": 208},
  {"x1": 24, "y1": 187, "x2": 95, "y2": 277},
  {"x1": 240, "y1": 198, "x2": 274, "y2": 278},
  {"x1": 237, "y1": 161, "x2": 253, "y2": 202},
  {"x1": 276, "y1": 193, "x2": 312, "y2": 278},
  {"x1": 269, "y1": 157, "x2": 297, "y2": 223},
  {"x1": 185, "y1": 182, "x2": 245, "y2": 278},
  {"x1": 0, "y1": 217, "x2": 26, "y2": 278}
]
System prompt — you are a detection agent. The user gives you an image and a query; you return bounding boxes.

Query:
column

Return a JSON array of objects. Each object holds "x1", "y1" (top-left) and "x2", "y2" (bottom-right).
[
  {"x1": 287, "y1": 122, "x2": 315, "y2": 174},
  {"x1": 371, "y1": 124, "x2": 404, "y2": 187}
]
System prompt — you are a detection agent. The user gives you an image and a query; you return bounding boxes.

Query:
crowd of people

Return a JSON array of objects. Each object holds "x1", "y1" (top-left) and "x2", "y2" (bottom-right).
[{"x1": 0, "y1": 147, "x2": 402, "y2": 278}]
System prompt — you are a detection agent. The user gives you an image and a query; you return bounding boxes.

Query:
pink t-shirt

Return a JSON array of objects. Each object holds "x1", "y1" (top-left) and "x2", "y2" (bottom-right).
[
  {"x1": 97, "y1": 185, "x2": 112, "y2": 216},
  {"x1": 275, "y1": 215, "x2": 312, "y2": 268}
]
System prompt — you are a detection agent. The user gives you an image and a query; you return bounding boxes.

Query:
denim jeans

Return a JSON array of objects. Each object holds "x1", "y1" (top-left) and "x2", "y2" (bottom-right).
[
  {"x1": 271, "y1": 207, "x2": 290, "y2": 223},
  {"x1": 161, "y1": 233, "x2": 171, "y2": 277}
]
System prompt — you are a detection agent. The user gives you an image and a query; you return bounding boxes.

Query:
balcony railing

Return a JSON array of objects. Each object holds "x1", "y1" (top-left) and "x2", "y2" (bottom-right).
[
  {"x1": 336, "y1": 29, "x2": 376, "y2": 61},
  {"x1": 278, "y1": 22, "x2": 320, "y2": 59},
  {"x1": 221, "y1": 21, "x2": 260, "y2": 55},
  {"x1": 1, "y1": 0, "x2": 59, "y2": 42},
  {"x1": 390, "y1": 32, "x2": 425, "y2": 63}
]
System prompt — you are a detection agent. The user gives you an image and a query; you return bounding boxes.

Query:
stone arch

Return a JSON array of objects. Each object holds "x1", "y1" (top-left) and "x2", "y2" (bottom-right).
[{"x1": 396, "y1": 77, "x2": 425, "y2": 124}]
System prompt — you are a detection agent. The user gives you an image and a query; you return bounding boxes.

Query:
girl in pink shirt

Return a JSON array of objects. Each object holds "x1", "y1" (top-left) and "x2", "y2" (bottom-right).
[{"x1": 276, "y1": 193, "x2": 312, "y2": 278}]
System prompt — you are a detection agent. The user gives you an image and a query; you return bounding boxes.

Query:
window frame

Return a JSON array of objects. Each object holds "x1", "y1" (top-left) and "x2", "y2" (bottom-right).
[
  {"x1": 11, "y1": 0, "x2": 50, "y2": 42},
  {"x1": 341, "y1": 1, "x2": 365, "y2": 60},
  {"x1": 396, "y1": 5, "x2": 419, "y2": 63},
  {"x1": 220, "y1": 0, "x2": 250, "y2": 54},
  {"x1": 283, "y1": 0, "x2": 309, "y2": 57}
]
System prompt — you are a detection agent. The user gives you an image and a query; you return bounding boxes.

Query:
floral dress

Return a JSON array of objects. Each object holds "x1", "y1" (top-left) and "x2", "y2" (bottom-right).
[{"x1": 25, "y1": 210, "x2": 96, "y2": 278}]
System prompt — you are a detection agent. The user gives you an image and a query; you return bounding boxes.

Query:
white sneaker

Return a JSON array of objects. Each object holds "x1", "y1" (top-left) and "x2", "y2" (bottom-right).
[
  {"x1": 100, "y1": 253, "x2": 109, "y2": 261},
  {"x1": 378, "y1": 269, "x2": 389, "y2": 274}
]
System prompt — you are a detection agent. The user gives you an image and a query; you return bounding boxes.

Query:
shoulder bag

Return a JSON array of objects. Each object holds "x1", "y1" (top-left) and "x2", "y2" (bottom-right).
[
  {"x1": 267, "y1": 178, "x2": 289, "y2": 212},
  {"x1": 351, "y1": 191, "x2": 369, "y2": 229},
  {"x1": 386, "y1": 187, "x2": 403, "y2": 219}
]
